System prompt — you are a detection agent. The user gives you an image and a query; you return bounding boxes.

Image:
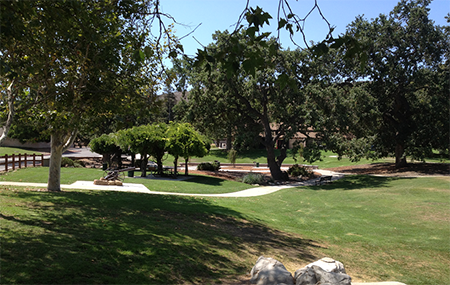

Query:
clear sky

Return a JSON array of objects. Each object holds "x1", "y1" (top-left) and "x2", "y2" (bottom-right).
[{"x1": 158, "y1": 0, "x2": 449, "y2": 57}]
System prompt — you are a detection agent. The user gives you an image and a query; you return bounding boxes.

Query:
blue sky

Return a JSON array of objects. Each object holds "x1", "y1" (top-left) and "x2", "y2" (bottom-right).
[{"x1": 159, "y1": 0, "x2": 449, "y2": 56}]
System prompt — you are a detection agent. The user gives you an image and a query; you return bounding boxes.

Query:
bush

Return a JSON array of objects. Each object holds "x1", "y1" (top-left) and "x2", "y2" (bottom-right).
[
  {"x1": 61, "y1": 157, "x2": 83, "y2": 168},
  {"x1": 288, "y1": 164, "x2": 313, "y2": 178},
  {"x1": 197, "y1": 161, "x2": 220, "y2": 171},
  {"x1": 241, "y1": 172, "x2": 266, "y2": 185}
]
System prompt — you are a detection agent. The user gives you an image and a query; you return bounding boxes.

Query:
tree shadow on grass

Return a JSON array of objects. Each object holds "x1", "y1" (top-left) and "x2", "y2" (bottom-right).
[
  {"x1": 307, "y1": 175, "x2": 417, "y2": 191},
  {"x1": 1, "y1": 189, "x2": 320, "y2": 284}
]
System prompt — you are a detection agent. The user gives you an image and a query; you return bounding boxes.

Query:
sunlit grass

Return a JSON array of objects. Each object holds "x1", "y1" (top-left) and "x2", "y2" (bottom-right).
[
  {"x1": 1, "y1": 176, "x2": 448, "y2": 285},
  {"x1": 0, "y1": 167, "x2": 252, "y2": 194}
]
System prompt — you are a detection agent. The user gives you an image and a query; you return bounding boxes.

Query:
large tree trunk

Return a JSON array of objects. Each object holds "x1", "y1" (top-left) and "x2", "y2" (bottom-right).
[
  {"x1": 395, "y1": 143, "x2": 407, "y2": 168},
  {"x1": 47, "y1": 130, "x2": 77, "y2": 191},
  {"x1": 266, "y1": 145, "x2": 285, "y2": 181},
  {"x1": 262, "y1": 119, "x2": 287, "y2": 181},
  {"x1": 0, "y1": 80, "x2": 15, "y2": 145}
]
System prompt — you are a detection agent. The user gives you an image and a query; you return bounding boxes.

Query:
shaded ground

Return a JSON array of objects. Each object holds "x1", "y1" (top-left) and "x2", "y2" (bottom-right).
[{"x1": 326, "y1": 162, "x2": 449, "y2": 177}]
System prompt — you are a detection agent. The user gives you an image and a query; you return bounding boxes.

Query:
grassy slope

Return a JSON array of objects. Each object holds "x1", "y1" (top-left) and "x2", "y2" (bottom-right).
[
  {"x1": 214, "y1": 176, "x2": 450, "y2": 284},
  {"x1": 1, "y1": 176, "x2": 449, "y2": 285},
  {"x1": 1, "y1": 147, "x2": 448, "y2": 284}
]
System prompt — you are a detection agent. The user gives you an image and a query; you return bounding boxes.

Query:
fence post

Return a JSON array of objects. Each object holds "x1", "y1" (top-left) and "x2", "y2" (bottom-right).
[
  {"x1": 33, "y1": 153, "x2": 36, "y2": 167},
  {"x1": 41, "y1": 154, "x2": 44, "y2": 166},
  {"x1": 24, "y1": 153, "x2": 28, "y2": 168},
  {"x1": 18, "y1": 153, "x2": 22, "y2": 168},
  {"x1": 5, "y1": 154, "x2": 8, "y2": 171},
  {"x1": 12, "y1": 154, "x2": 15, "y2": 171}
]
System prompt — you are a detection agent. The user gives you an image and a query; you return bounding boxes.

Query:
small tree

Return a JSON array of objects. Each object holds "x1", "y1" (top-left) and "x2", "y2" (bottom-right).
[
  {"x1": 116, "y1": 123, "x2": 168, "y2": 177},
  {"x1": 166, "y1": 122, "x2": 209, "y2": 176},
  {"x1": 89, "y1": 134, "x2": 122, "y2": 168}
]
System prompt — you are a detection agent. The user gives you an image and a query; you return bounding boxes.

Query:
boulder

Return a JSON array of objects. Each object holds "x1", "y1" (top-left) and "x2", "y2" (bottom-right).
[
  {"x1": 304, "y1": 257, "x2": 346, "y2": 273},
  {"x1": 250, "y1": 256, "x2": 295, "y2": 285},
  {"x1": 294, "y1": 258, "x2": 351, "y2": 285}
]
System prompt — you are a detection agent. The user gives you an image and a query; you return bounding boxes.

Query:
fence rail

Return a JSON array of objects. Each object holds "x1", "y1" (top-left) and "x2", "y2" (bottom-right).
[{"x1": 0, "y1": 153, "x2": 44, "y2": 172}]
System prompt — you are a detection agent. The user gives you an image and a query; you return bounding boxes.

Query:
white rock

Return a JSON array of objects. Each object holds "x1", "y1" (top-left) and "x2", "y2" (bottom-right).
[{"x1": 250, "y1": 256, "x2": 295, "y2": 285}]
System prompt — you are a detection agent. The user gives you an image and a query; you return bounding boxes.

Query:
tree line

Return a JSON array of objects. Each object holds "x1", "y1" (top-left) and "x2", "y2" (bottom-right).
[
  {"x1": 171, "y1": 0, "x2": 449, "y2": 180},
  {"x1": 1, "y1": 0, "x2": 448, "y2": 186}
]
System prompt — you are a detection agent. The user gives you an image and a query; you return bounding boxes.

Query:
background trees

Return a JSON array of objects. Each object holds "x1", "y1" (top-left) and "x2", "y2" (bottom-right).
[{"x1": 338, "y1": 0, "x2": 449, "y2": 167}]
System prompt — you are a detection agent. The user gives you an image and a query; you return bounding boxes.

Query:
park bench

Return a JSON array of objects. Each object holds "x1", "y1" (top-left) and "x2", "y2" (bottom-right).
[{"x1": 315, "y1": 175, "x2": 333, "y2": 185}]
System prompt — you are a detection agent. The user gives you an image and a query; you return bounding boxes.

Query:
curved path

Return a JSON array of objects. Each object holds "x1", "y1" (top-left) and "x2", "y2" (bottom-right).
[{"x1": 0, "y1": 170, "x2": 344, "y2": 197}]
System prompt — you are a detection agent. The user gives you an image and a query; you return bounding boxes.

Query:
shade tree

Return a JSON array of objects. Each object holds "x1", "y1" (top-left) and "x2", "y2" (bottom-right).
[
  {"x1": 334, "y1": 0, "x2": 449, "y2": 167},
  {"x1": 1, "y1": 0, "x2": 168, "y2": 190}
]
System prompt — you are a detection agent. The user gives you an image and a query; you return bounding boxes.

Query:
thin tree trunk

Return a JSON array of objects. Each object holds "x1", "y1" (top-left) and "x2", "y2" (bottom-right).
[
  {"x1": 0, "y1": 80, "x2": 15, "y2": 145},
  {"x1": 173, "y1": 156, "x2": 178, "y2": 178},
  {"x1": 184, "y1": 158, "x2": 189, "y2": 176}
]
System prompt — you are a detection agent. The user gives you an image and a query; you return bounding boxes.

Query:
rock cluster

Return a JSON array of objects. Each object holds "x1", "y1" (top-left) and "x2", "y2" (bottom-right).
[
  {"x1": 250, "y1": 256, "x2": 351, "y2": 285},
  {"x1": 93, "y1": 178, "x2": 123, "y2": 186}
]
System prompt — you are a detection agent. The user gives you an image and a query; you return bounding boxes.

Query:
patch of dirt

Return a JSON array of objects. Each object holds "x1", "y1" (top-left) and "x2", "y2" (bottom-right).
[{"x1": 325, "y1": 162, "x2": 449, "y2": 177}]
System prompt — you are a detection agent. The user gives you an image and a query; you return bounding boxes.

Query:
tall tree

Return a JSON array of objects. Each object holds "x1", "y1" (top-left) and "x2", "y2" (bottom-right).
[
  {"x1": 1, "y1": 0, "x2": 164, "y2": 190},
  {"x1": 340, "y1": 0, "x2": 449, "y2": 167},
  {"x1": 185, "y1": 29, "x2": 325, "y2": 180}
]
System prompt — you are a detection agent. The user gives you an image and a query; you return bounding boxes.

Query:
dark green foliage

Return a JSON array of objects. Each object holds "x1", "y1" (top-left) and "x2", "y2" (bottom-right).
[
  {"x1": 337, "y1": 0, "x2": 449, "y2": 167},
  {"x1": 287, "y1": 164, "x2": 313, "y2": 178},
  {"x1": 89, "y1": 134, "x2": 121, "y2": 155},
  {"x1": 60, "y1": 157, "x2": 83, "y2": 168},
  {"x1": 197, "y1": 162, "x2": 220, "y2": 171}
]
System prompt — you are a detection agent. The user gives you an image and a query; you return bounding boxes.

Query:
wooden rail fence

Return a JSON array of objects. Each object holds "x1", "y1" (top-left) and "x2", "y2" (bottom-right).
[{"x1": 0, "y1": 153, "x2": 44, "y2": 171}]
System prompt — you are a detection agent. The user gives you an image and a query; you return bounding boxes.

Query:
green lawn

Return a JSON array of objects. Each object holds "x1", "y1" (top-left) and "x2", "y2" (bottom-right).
[
  {"x1": 1, "y1": 175, "x2": 448, "y2": 284},
  {"x1": 0, "y1": 146, "x2": 43, "y2": 156},
  {"x1": 189, "y1": 148, "x2": 449, "y2": 167},
  {"x1": 0, "y1": 167, "x2": 252, "y2": 194}
]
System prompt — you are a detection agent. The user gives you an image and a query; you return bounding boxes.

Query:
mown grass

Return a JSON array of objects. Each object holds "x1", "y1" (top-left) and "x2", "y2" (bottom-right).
[
  {"x1": 0, "y1": 167, "x2": 252, "y2": 194},
  {"x1": 189, "y1": 148, "x2": 391, "y2": 168},
  {"x1": 0, "y1": 146, "x2": 43, "y2": 156},
  {"x1": 216, "y1": 176, "x2": 450, "y2": 284},
  {"x1": 190, "y1": 148, "x2": 449, "y2": 167},
  {"x1": 1, "y1": 175, "x2": 449, "y2": 284}
]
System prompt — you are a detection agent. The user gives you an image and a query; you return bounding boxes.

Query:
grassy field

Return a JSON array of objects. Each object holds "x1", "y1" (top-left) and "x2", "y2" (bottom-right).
[
  {"x1": 189, "y1": 148, "x2": 449, "y2": 168},
  {"x1": 1, "y1": 175, "x2": 449, "y2": 284},
  {"x1": 0, "y1": 167, "x2": 252, "y2": 194},
  {"x1": 0, "y1": 147, "x2": 43, "y2": 156}
]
